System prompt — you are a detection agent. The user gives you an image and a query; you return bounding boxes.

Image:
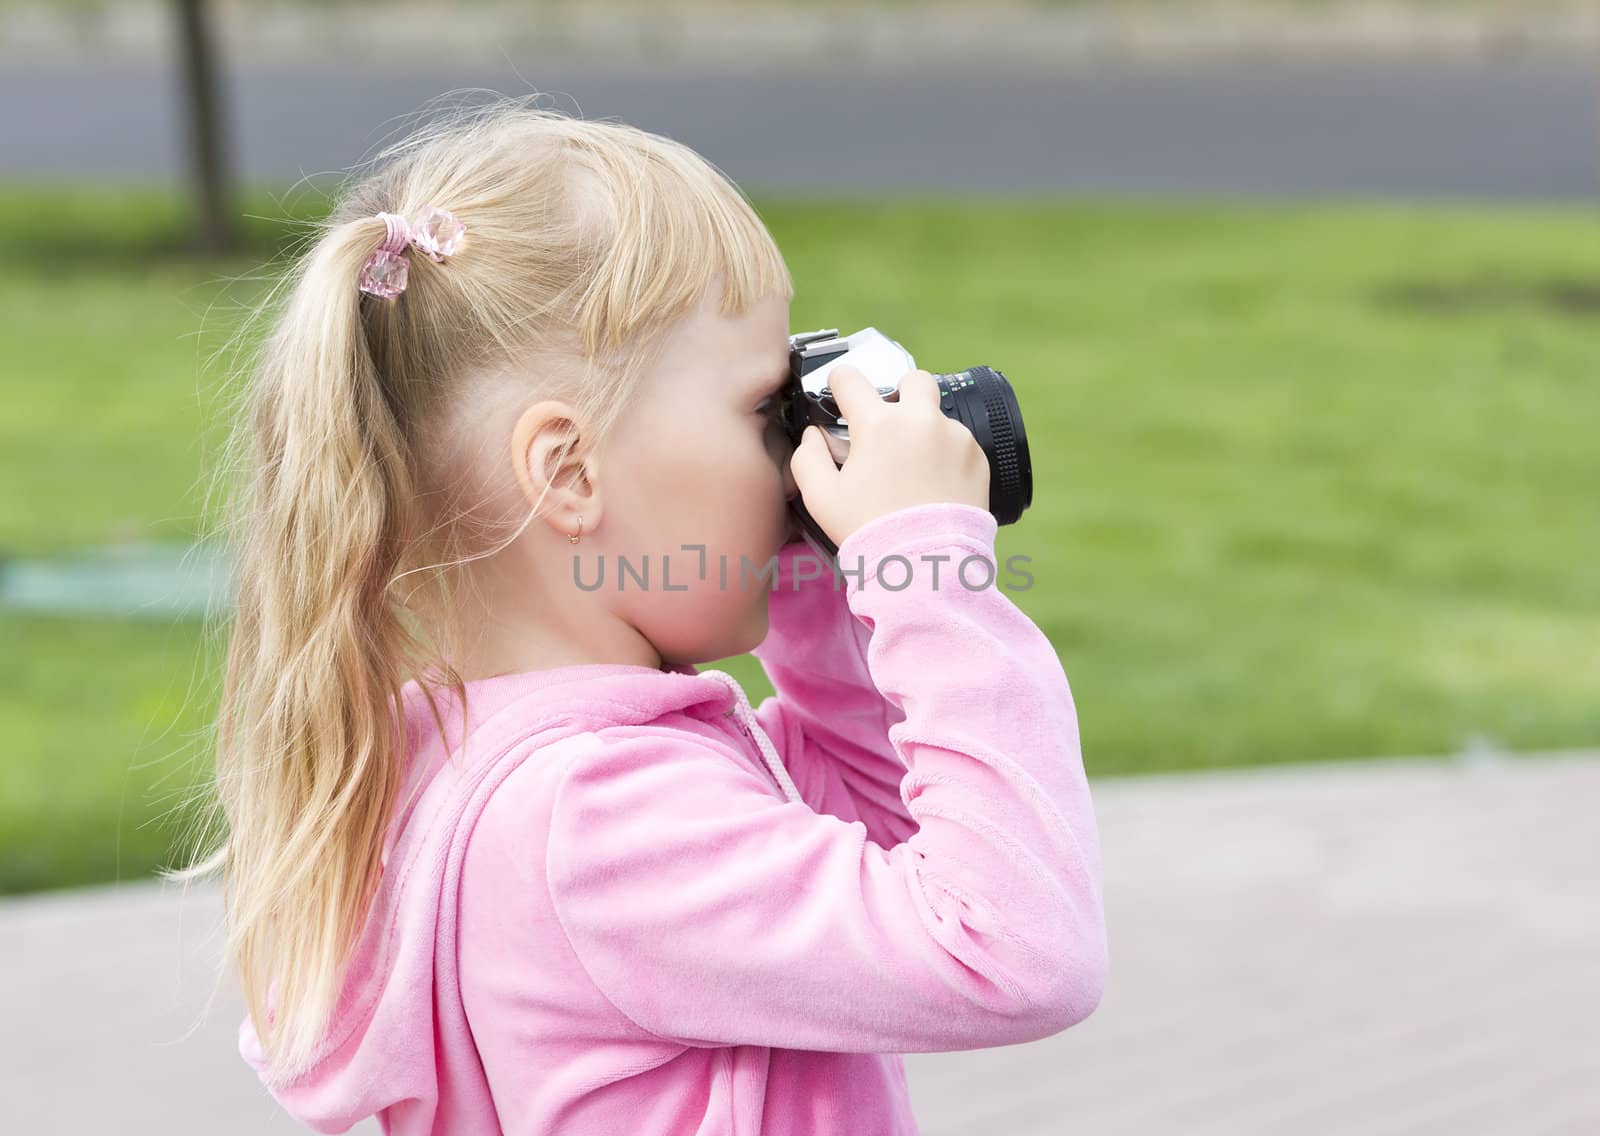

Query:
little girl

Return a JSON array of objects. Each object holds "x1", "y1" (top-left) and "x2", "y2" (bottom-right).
[{"x1": 177, "y1": 99, "x2": 1107, "y2": 1135}]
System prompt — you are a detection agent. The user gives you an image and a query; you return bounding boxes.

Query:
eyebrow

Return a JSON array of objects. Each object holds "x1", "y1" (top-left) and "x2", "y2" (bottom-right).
[{"x1": 749, "y1": 362, "x2": 789, "y2": 393}]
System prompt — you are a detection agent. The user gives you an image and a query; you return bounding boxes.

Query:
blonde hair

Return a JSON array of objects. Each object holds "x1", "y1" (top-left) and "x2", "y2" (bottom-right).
[{"x1": 164, "y1": 95, "x2": 793, "y2": 1083}]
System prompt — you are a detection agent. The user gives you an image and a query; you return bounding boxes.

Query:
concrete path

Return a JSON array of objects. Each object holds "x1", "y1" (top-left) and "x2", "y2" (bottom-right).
[
  {"x1": 4, "y1": 750, "x2": 1597, "y2": 1134},
  {"x1": 4, "y1": 1, "x2": 1595, "y2": 71}
]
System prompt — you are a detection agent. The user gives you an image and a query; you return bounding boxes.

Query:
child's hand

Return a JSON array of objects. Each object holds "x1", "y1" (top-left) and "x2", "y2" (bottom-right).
[{"x1": 789, "y1": 364, "x2": 991, "y2": 550}]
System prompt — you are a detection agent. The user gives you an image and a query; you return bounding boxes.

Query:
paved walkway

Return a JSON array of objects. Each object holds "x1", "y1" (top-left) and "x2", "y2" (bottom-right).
[
  {"x1": 3, "y1": 1, "x2": 1595, "y2": 69},
  {"x1": 4, "y1": 750, "x2": 1596, "y2": 1134}
]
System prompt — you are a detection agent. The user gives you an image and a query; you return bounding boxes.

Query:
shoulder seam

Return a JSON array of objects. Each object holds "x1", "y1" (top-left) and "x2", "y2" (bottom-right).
[{"x1": 542, "y1": 730, "x2": 695, "y2": 1048}]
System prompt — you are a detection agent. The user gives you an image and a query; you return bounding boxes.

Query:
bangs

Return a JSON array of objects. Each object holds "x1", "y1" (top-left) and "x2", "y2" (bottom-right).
[{"x1": 569, "y1": 137, "x2": 794, "y2": 361}]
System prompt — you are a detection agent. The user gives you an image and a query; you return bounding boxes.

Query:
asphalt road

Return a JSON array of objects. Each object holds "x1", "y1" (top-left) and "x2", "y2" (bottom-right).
[{"x1": 4, "y1": 58, "x2": 1597, "y2": 199}]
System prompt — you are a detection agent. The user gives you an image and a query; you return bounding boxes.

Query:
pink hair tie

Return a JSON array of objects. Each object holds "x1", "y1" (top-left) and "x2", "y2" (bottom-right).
[{"x1": 357, "y1": 205, "x2": 467, "y2": 300}]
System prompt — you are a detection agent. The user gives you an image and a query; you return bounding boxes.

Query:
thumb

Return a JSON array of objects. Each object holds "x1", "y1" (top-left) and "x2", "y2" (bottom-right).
[{"x1": 788, "y1": 426, "x2": 837, "y2": 496}]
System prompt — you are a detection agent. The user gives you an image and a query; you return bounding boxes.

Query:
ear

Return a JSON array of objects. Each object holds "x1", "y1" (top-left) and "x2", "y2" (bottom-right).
[{"x1": 509, "y1": 400, "x2": 602, "y2": 539}]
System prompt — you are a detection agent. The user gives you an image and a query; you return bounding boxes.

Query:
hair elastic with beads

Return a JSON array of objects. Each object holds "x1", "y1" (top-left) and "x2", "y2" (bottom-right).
[{"x1": 357, "y1": 206, "x2": 466, "y2": 299}]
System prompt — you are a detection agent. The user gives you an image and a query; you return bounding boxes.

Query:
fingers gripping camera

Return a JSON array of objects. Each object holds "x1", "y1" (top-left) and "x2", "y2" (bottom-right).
[{"x1": 773, "y1": 327, "x2": 1034, "y2": 558}]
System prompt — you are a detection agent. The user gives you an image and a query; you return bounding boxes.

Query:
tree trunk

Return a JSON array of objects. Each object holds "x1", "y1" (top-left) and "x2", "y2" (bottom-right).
[{"x1": 174, "y1": 0, "x2": 234, "y2": 257}]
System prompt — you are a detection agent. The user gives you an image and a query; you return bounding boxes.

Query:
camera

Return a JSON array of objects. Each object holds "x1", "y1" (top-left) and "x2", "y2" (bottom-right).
[{"x1": 772, "y1": 327, "x2": 1034, "y2": 559}]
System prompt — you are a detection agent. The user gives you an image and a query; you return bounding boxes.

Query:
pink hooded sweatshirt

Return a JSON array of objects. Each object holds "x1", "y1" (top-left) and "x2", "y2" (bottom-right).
[{"x1": 239, "y1": 501, "x2": 1108, "y2": 1134}]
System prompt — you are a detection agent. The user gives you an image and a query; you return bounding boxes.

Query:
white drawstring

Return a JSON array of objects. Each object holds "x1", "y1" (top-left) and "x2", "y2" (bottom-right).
[{"x1": 700, "y1": 669, "x2": 802, "y2": 804}]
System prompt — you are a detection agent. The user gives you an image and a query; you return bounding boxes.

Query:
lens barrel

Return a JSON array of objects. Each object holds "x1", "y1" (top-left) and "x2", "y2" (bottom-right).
[
  {"x1": 777, "y1": 364, "x2": 1034, "y2": 534},
  {"x1": 929, "y1": 367, "x2": 1033, "y2": 525}
]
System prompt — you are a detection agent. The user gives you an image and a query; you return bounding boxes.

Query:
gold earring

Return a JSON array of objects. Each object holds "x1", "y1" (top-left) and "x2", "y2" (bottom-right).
[{"x1": 569, "y1": 515, "x2": 583, "y2": 545}]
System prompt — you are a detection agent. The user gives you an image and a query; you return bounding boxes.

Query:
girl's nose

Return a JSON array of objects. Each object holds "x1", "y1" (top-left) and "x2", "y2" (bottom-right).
[
  {"x1": 768, "y1": 417, "x2": 800, "y2": 501},
  {"x1": 778, "y1": 448, "x2": 801, "y2": 544}
]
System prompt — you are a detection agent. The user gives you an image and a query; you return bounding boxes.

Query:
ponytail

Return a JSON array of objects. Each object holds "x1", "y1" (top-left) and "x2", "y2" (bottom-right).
[{"x1": 212, "y1": 218, "x2": 433, "y2": 1079}]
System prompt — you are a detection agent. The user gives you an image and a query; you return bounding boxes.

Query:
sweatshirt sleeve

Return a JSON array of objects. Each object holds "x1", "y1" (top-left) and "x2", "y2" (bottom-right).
[
  {"x1": 546, "y1": 501, "x2": 1107, "y2": 1054},
  {"x1": 748, "y1": 539, "x2": 917, "y2": 848}
]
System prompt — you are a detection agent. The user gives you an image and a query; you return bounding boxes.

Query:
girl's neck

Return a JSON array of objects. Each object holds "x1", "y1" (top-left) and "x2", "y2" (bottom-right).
[{"x1": 450, "y1": 637, "x2": 665, "y2": 683}]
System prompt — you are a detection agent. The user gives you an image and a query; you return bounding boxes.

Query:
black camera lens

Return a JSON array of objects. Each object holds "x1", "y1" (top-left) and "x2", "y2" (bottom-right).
[
  {"x1": 778, "y1": 365, "x2": 1033, "y2": 526},
  {"x1": 933, "y1": 367, "x2": 1033, "y2": 524}
]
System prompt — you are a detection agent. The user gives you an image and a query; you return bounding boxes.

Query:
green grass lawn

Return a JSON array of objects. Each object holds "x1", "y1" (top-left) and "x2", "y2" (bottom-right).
[{"x1": 3, "y1": 183, "x2": 1597, "y2": 895}]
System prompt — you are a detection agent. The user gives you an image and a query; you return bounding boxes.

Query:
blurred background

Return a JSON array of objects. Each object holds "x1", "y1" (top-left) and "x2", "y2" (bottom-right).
[{"x1": 2, "y1": 1, "x2": 1597, "y2": 1133}]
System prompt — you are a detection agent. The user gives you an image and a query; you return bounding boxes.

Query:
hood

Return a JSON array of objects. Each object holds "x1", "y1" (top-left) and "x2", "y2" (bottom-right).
[{"x1": 237, "y1": 659, "x2": 796, "y2": 1133}]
